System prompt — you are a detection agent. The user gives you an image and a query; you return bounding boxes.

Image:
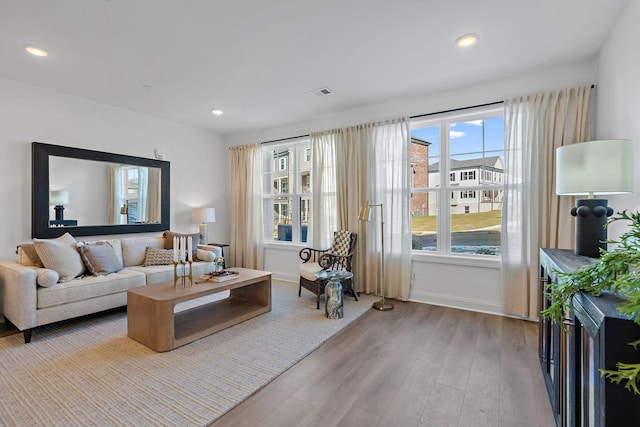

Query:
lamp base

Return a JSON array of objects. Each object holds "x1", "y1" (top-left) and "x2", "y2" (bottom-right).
[
  {"x1": 199, "y1": 223, "x2": 208, "y2": 245},
  {"x1": 571, "y1": 199, "x2": 614, "y2": 258},
  {"x1": 372, "y1": 299, "x2": 394, "y2": 311}
]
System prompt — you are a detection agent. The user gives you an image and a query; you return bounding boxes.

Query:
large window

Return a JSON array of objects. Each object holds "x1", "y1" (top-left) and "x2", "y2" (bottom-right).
[
  {"x1": 410, "y1": 107, "x2": 504, "y2": 256},
  {"x1": 262, "y1": 139, "x2": 311, "y2": 243}
]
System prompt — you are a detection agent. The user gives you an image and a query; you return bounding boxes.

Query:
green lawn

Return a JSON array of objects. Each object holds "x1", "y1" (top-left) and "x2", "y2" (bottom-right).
[{"x1": 412, "y1": 210, "x2": 502, "y2": 233}]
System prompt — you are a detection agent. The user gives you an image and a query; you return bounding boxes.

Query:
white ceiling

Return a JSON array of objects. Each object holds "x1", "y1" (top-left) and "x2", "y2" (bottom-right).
[{"x1": 0, "y1": 0, "x2": 629, "y2": 135}]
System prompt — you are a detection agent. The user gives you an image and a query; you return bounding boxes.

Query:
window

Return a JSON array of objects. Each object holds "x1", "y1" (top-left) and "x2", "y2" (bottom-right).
[
  {"x1": 410, "y1": 107, "x2": 504, "y2": 256},
  {"x1": 278, "y1": 156, "x2": 287, "y2": 171},
  {"x1": 461, "y1": 170, "x2": 476, "y2": 180},
  {"x1": 262, "y1": 139, "x2": 311, "y2": 243}
]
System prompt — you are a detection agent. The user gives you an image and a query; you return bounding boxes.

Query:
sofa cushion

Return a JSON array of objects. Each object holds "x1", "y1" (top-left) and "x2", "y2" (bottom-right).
[
  {"x1": 298, "y1": 262, "x2": 322, "y2": 281},
  {"x1": 79, "y1": 241, "x2": 124, "y2": 276},
  {"x1": 142, "y1": 247, "x2": 175, "y2": 266},
  {"x1": 33, "y1": 233, "x2": 86, "y2": 282},
  {"x1": 37, "y1": 268, "x2": 146, "y2": 309},
  {"x1": 16, "y1": 243, "x2": 44, "y2": 267},
  {"x1": 163, "y1": 231, "x2": 201, "y2": 260},
  {"x1": 121, "y1": 237, "x2": 165, "y2": 267}
]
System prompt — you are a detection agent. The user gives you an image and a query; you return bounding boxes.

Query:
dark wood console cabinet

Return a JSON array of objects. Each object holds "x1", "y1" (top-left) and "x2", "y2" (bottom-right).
[{"x1": 539, "y1": 248, "x2": 640, "y2": 426}]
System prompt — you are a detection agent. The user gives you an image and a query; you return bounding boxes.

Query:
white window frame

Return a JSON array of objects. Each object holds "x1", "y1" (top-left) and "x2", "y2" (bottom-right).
[
  {"x1": 262, "y1": 138, "x2": 311, "y2": 244},
  {"x1": 410, "y1": 105, "x2": 504, "y2": 258}
]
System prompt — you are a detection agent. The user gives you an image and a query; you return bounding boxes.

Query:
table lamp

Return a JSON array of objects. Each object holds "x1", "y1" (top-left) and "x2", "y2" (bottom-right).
[
  {"x1": 192, "y1": 207, "x2": 216, "y2": 244},
  {"x1": 49, "y1": 191, "x2": 69, "y2": 221},
  {"x1": 556, "y1": 139, "x2": 634, "y2": 258}
]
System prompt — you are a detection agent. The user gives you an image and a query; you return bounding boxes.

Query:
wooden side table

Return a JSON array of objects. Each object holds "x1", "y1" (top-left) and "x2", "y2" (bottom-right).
[{"x1": 208, "y1": 243, "x2": 229, "y2": 267}]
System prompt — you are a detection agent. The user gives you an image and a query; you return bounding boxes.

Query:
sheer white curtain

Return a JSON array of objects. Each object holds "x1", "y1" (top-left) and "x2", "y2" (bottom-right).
[
  {"x1": 502, "y1": 85, "x2": 592, "y2": 318},
  {"x1": 229, "y1": 144, "x2": 264, "y2": 269},
  {"x1": 310, "y1": 118, "x2": 412, "y2": 300},
  {"x1": 309, "y1": 132, "x2": 338, "y2": 249},
  {"x1": 365, "y1": 118, "x2": 413, "y2": 300}
]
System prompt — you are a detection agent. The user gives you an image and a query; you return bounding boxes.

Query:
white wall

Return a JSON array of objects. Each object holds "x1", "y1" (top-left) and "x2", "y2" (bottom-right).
[
  {"x1": 227, "y1": 61, "x2": 598, "y2": 316},
  {"x1": 595, "y1": 0, "x2": 640, "y2": 242},
  {"x1": 0, "y1": 76, "x2": 229, "y2": 260}
]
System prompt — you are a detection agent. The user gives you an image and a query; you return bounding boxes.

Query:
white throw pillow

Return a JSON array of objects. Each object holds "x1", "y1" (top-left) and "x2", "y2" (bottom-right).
[
  {"x1": 196, "y1": 249, "x2": 216, "y2": 262},
  {"x1": 33, "y1": 233, "x2": 86, "y2": 282},
  {"x1": 36, "y1": 268, "x2": 60, "y2": 287}
]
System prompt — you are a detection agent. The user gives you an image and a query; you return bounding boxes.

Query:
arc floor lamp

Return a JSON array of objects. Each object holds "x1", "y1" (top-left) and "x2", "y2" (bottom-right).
[{"x1": 359, "y1": 202, "x2": 393, "y2": 311}]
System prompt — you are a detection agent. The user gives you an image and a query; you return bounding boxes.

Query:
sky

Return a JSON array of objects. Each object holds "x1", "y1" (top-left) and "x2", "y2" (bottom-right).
[{"x1": 411, "y1": 116, "x2": 504, "y2": 163}]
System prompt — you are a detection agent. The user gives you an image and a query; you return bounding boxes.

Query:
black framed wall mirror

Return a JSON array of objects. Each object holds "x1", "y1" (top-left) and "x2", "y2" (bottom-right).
[{"x1": 32, "y1": 142, "x2": 170, "y2": 238}]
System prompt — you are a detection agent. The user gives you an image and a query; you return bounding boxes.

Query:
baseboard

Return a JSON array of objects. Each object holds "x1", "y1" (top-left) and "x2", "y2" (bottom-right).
[
  {"x1": 408, "y1": 290, "x2": 503, "y2": 316},
  {"x1": 272, "y1": 272, "x2": 299, "y2": 283}
]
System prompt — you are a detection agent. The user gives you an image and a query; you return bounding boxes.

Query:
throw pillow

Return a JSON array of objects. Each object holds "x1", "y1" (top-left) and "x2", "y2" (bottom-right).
[
  {"x1": 329, "y1": 230, "x2": 352, "y2": 256},
  {"x1": 79, "y1": 241, "x2": 124, "y2": 276},
  {"x1": 16, "y1": 243, "x2": 44, "y2": 267},
  {"x1": 163, "y1": 230, "x2": 200, "y2": 260},
  {"x1": 143, "y1": 246, "x2": 175, "y2": 266},
  {"x1": 33, "y1": 233, "x2": 86, "y2": 282},
  {"x1": 196, "y1": 248, "x2": 216, "y2": 262},
  {"x1": 36, "y1": 268, "x2": 60, "y2": 287}
]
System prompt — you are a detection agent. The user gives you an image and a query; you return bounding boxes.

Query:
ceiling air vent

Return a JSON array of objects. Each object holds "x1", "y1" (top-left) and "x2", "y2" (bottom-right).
[{"x1": 310, "y1": 87, "x2": 332, "y2": 96}]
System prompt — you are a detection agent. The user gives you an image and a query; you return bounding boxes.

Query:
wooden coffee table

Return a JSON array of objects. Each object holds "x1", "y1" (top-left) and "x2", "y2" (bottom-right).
[{"x1": 127, "y1": 268, "x2": 271, "y2": 352}]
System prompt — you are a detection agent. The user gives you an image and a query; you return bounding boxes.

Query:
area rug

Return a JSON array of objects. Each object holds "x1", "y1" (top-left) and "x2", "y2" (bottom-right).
[{"x1": 0, "y1": 281, "x2": 375, "y2": 426}]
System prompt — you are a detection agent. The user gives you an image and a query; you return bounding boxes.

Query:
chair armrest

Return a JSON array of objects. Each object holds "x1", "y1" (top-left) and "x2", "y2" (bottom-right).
[
  {"x1": 318, "y1": 250, "x2": 355, "y2": 271},
  {"x1": 299, "y1": 247, "x2": 329, "y2": 263},
  {"x1": 0, "y1": 261, "x2": 38, "y2": 330},
  {"x1": 197, "y1": 244, "x2": 223, "y2": 258}
]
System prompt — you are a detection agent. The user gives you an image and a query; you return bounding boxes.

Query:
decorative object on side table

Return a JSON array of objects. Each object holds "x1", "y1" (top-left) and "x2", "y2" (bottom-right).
[
  {"x1": 555, "y1": 139, "x2": 634, "y2": 257},
  {"x1": 541, "y1": 210, "x2": 640, "y2": 394},
  {"x1": 172, "y1": 236, "x2": 193, "y2": 287},
  {"x1": 192, "y1": 207, "x2": 216, "y2": 244}
]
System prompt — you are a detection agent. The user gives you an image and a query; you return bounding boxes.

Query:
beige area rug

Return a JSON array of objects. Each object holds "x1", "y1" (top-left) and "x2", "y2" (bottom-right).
[{"x1": 0, "y1": 281, "x2": 375, "y2": 426}]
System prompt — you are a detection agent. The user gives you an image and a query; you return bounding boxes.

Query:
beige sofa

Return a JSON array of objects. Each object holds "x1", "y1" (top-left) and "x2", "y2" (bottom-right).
[{"x1": 0, "y1": 234, "x2": 222, "y2": 343}]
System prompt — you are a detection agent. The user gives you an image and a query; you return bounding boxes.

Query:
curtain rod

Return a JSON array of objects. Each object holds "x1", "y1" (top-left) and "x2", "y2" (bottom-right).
[
  {"x1": 260, "y1": 134, "x2": 310, "y2": 145},
  {"x1": 257, "y1": 85, "x2": 595, "y2": 145},
  {"x1": 409, "y1": 100, "x2": 504, "y2": 120}
]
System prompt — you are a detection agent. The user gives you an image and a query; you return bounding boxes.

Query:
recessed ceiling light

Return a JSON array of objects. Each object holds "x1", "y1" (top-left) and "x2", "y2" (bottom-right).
[
  {"x1": 23, "y1": 44, "x2": 49, "y2": 57},
  {"x1": 455, "y1": 33, "x2": 479, "y2": 48},
  {"x1": 211, "y1": 109, "x2": 224, "y2": 116}
]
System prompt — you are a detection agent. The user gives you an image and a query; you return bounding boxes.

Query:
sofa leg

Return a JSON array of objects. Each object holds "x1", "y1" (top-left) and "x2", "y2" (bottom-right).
[{"x1": 23, "y1": 329, "x2": 32, "y2": 344}]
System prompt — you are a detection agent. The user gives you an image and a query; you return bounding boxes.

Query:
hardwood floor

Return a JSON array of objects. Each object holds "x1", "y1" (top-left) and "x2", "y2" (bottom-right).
[{"x1": 209, "y1": 300, "x2": 555, "y2": 427}]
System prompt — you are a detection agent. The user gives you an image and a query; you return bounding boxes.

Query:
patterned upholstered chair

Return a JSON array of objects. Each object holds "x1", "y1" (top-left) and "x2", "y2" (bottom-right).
[{"x1": 297, "y1": 230, "x2": 358, "y2": 309}]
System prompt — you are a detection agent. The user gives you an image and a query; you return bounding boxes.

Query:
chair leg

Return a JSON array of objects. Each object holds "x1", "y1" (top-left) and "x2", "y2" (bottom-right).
[
  {"x1": 298, "y1": 282, "x2": 302, "y2": 297},
  {"x1": 23, "y1": 329, "x2": 32, "y2": 344}
]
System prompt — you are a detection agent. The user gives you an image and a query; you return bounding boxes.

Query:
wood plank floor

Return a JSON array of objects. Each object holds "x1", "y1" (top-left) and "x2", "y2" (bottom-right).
[{"x1": 209, "y1": 300, "x2": 555, "y2": 427}]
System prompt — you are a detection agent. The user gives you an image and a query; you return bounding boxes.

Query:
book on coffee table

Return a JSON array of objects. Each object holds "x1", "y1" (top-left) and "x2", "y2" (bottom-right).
[{"x1": 199, "y1": 270, "x2": 240, "y2": 282}]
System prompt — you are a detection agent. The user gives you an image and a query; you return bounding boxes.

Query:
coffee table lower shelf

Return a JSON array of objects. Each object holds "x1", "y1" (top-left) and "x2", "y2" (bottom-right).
[{"x1": 127, "y1": 268, "x2": 271, "y2": 352}]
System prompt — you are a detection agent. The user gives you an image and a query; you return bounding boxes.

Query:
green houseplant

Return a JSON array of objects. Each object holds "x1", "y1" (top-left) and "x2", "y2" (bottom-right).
[{"x1": 541, "y1": 210, "x2": 640, "y2": 394}]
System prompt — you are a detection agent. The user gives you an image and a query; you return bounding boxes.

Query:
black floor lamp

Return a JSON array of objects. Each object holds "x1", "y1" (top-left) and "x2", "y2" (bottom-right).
[{"x1": 359, "y1": 201, "x2": 393, "y2": 311}]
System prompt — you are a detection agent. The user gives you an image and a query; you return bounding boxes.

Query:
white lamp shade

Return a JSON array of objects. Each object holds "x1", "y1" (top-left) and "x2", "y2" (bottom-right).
[
  {"x1": 556, "y1": 139, "x2": 634, "y2": 196},
  {"x1": 192, "y1": 207, "x2": 216, "y2": 223},
  {"x1": 49, "y1": 190, "x2": 69, "y2": 205}
]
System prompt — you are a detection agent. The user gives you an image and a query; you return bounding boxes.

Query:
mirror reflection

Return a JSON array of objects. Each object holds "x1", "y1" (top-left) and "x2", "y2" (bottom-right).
[
  {"x1": 49, "y1": 157, "x2": 162, "y2": 227},
  {"x1": 32, "y1": 141, "x2": 170, "y2": 239}
]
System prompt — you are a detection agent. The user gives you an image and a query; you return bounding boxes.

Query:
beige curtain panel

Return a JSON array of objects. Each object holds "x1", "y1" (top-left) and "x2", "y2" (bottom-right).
[
  {"x1": 502, "y1": 85, "x2": 592, "y2": 319},
  {"x1": 229, "y1": 144, "x2": 264, "y2": 270}
]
